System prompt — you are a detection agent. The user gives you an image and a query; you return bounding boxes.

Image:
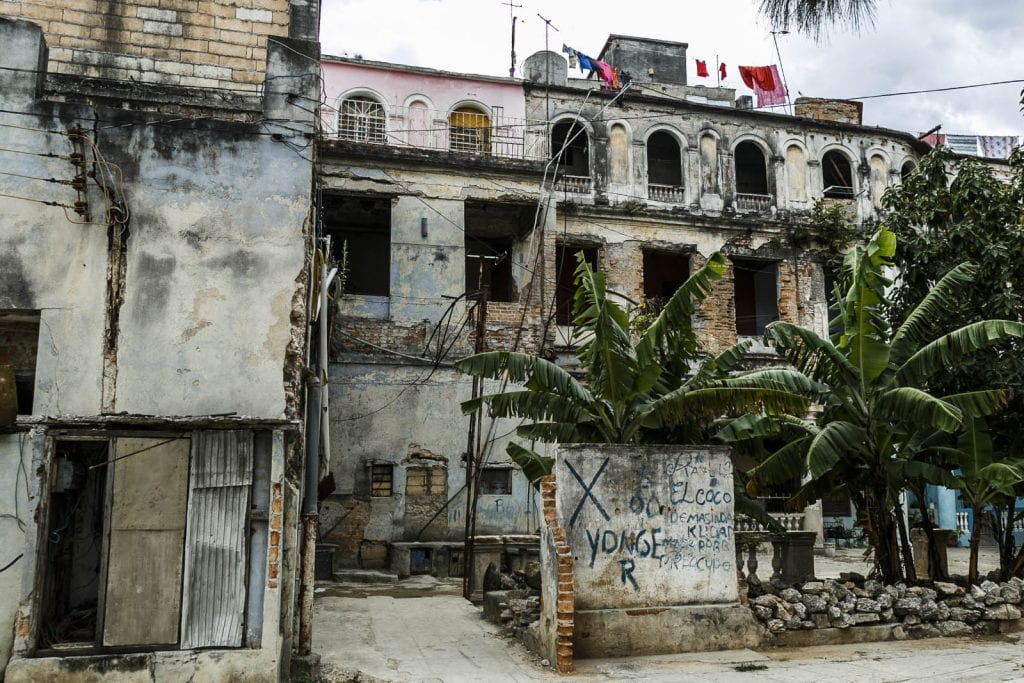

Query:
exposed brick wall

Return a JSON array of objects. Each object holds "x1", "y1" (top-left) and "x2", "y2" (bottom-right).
[
  {"x1": 602, "y1": 241, "x2": 644, "y2": 305},
  {"x1": 540, "y1": 475, "x2": 574, "y2": 673},
  {"x1": 694, "y1": 253, "x2": 738, "y2": 355},
  {"x1": 5, "y1": 0, "x2": 288, "y2": 90},
  {"x1": 794, "y1": 97, "x2": 863, "y2": 125}
]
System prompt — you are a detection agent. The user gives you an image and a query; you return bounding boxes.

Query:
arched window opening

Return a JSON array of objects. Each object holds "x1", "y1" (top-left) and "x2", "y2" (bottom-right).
[
  {"x1": 551, "y1": 120, "x2": 591, "y2": 193},
  {"x1": 449, "y1": 106, "x2": 491, "y2": 152},
  {"x1": 647, "y1": 131, "x2": 683, "y2": 202},
  {"x1": 869, "y1": 154, "x2": 888, "y2": 208},
  {"x1": 735, "y1": 141, "x2": 769, "y2": 211},
  {"x1": 822, "y1": 150, "x2": 855, "y2": 198},
  {"x1": 901, "y1": 161, "x2": 916, "y2": 182},
  {"x1": 338, "y1": 96, "x2": 387, "y2": 143}
]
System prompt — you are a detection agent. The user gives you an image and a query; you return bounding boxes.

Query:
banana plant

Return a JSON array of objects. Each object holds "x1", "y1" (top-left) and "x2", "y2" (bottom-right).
[
  {"x1": 454, "y1": 251, "x2": 818, "y2": 533},
  {"x1": 733, "y1": 226, "x2": 1024, "y2": 583}
]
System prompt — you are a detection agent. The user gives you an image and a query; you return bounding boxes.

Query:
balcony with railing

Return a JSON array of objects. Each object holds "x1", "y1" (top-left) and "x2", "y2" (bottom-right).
[
  {"x1": 735, "y1": 193, "x2": 773, "y2": 212},
  {"x1": 320, "y1": 102, "x2": 547, "y2": 161},
  {"x1": 553, "y1": 174, "x2": 593, "y2": 194},
  {"x1": 648, "y1": 183, "x2": 685, "y2": 203}
]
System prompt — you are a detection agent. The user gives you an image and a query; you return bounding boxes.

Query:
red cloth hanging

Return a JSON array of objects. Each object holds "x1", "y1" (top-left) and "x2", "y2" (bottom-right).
[
  {"x1": 738, "y1": 66, "x2": 775, "y2": 92},
  {"x1": 719, "y1": 62, "x2": 727, "y2": 80},
  {"x1": 696, "y1": 59, "x2": 709, "y2": 78}
]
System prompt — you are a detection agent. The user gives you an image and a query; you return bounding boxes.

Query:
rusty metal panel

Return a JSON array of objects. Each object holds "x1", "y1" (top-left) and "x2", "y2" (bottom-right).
[
  {"x1": 103, "y1": 437, "x2": 190, "y2": 647},
  {"x1": 180, "y1": 430, "x2": 253, "y2": 649}
]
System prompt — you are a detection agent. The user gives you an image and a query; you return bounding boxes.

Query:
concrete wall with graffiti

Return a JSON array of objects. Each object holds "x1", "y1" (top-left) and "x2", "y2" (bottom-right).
[{"x1": 554, "y1": 444, "x2": 738, "y2": 609}]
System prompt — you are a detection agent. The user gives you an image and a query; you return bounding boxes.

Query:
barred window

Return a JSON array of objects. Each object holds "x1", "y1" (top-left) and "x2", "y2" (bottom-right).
[
  {"x1": 370, "y1": 464, "x2": 393, "y2": 497},
  {"x1": 449, "y1": 106, "x2": 490, "y2": 153},
  {"x1": 338, "y1": 96, "x2": 387, "y2": 143}
]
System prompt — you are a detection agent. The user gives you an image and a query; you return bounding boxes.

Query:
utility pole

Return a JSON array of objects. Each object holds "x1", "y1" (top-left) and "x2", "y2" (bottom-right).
[
  {"x1": 537, "y1": 13, "x2": 558, "y2": 122},
  {"x1": 501, "y1": 0, "x2": 522, "y2": 78},
  {"x1": 770, "y1": 30, "x2": 793, "y2": 114}
]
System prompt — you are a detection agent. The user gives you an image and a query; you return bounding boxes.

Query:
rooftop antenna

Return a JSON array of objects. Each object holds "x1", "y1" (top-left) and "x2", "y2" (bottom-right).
[
  {"x1": 502, "y1": 0, "x2": 522, "y2": 78},
  {"x1": 770, "y1": 30, "x2": 793, "y2": 114},
  {"x1": 537, "y1": 13, "x2": 559, "y2": 121}
]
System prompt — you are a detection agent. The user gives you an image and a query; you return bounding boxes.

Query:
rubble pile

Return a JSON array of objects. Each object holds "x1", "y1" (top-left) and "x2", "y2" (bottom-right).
[{"x1": 747, "y1": 573, "x2": 1024, "y2": 638}]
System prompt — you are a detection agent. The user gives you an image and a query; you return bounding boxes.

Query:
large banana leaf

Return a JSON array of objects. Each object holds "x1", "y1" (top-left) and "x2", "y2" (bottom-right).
[
  {"x1": 805, "y1": 420, "x2": 867, "y2": 479},
  {"x1": 645, "y1": 387, "x2": 810, "y2": 430},
  {"x1": 890, "y1": 262, "x2": 977, "y2": 363},
  {"x1": 716, "y1": 412, "x2": 817, "y2": 443},
  {"x1": 896, "y1": 320, "x2": 1024, "y2": 386},
  {"x1": 763, "y1": 321, "x2": 859, "y2": 386},
  {"x1": 746, "y1": 435, "x2": 812, "y2": 494},
  {"x1": 941, "y1": 390, "x2": 1011, "y2": 419},
  {"x1": 506, "y1": 442, "x2": 553, "y2": 489},
  {"x1": 873, "y1": 387, "x2": 963, "y2": 433},
  {"x1": 462, "y1": 390, "x2": 590, "y2": 424},
  {"x1": 454, "y1": 351, "x2": 592, "y2": 403}
]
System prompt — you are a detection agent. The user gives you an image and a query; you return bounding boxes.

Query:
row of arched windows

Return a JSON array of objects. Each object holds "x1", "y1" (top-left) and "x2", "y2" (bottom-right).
[
  {"x1": 336, "y1": 95, "x2": 493, "y2": 153},
  {"x1": 549, "y1": 118, "x2": 916, "y2": 206}
]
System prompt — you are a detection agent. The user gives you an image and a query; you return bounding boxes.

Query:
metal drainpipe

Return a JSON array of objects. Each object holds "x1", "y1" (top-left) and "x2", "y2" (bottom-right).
[{"x1": 298, "y1": 374, "x2": 321, "y2": 656}]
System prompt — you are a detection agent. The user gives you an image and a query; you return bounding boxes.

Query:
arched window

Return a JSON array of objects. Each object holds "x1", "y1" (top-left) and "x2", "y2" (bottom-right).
[
  {"x1": 338, "y1": 96, "x2": 386, "y2": 143},
  {"x1": 647, "y1": 131, "x2": 683, "y2": 197},
  {"x1": 735, "y1": 141, "x2": 768, "y2": 195},
  {"x1": 822, "y1": 150, "x2": 854, "y2": 198},
  {"x1": 551, "y1": 120, "x2": 591, "y2": 193},
  {"x1": 449, "y1": 106, "x2": 490, "y2": 152},
  {"x1": 868, "y1": 154, "x2": 887, "y2": 208},
  {"x1": 785, "y1": 145, "x2": 807, "y2": 202},
  {"x1": 901, "y1": 161, "x2": 916, "y2": 182}
]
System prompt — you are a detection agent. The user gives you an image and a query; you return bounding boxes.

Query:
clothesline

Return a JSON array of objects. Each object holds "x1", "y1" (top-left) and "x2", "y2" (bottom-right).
[{"x1": 561, "y1": 44, "x2": 631, "y2": 90}]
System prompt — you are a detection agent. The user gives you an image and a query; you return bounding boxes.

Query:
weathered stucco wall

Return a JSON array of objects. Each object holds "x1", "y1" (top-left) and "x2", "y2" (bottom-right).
[
  {"x1": 555, "y1": 444, "x2": 737, "y2": 610},
  {"x1": 0, "y1": 435, "x2": 31, "y2": 672}
]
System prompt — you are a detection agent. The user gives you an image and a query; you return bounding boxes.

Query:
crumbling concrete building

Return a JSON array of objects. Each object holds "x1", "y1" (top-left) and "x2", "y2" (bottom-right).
[
  {"x1": 318, "y1": 36, "x2": 937, "y2": 575},
  {"x1": 0, "y1": 0, "x2": 320, "y2": 679}
]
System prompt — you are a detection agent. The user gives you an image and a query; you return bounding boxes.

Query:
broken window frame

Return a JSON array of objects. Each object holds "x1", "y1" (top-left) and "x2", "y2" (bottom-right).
[
  {"x1": 550, "y1": 119, "x2": 591, "y2": 191},
  {"x1": 732, "y1": 257, "x2": 779, "y2": 337},
  {"x1": 405, "y1": 466, "x2": 446, "y2": 496},
  {"x1": 0, "y1": 310, "x2": 40, "y2": 419},
  {"x1": 641, "y1": 249, "x2": 691, "y2": 305},
  {"x1": 465, "y1": 237, "x2": 515, "y2": 303},
  {"x1": 35, "y1": 430, "x2": 263, "y2": 656},
  {"x1": 822, "y1": 149, "x2": 856, "y2": 199},
  {"x1": 478, "y1": 467, "x2": 513, "y2": 496},
  {"x1": 370, "y1": 463, "x2": 394, "y2": 497}
]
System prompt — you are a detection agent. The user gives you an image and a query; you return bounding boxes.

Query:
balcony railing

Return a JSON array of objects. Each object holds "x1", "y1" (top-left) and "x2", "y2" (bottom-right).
[
  {"x1": 735, "y1": 193, "x2": 772, "y2": 212},
  {"x1": 321, "y1": 103, "x2": 547, "y2": 160},
  {"x1": 648, "y1": 183, "x2": 685, "y2": 203},
  {"x1": 553, "y1": 174, "x2": 592, "y2": 194},
  {"x1": 735, "y1": 512, "x2": 805, "y2": 532}
]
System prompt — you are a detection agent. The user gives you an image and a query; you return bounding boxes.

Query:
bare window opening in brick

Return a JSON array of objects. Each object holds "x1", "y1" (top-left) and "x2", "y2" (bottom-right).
[
  {"x1": 479, "y1": 467, "x2": 512, "y2": 495},
  {"x1": 647, "y1": 131, "x2": 682, "y2": 188},
  {"x1": 642, "y1": 250, "x2": 690, "y2": 308},
  {"x1": 550, "y1": 119, "x2": 590, "y2": 177},
  {"x1": 406, "y1": 467, "x2": 445, "y2": 496},
  {"x1": 465, "y1": 201, "x2": 533, "y2": 303},
  {"x1": 556, "y1": 244, "x2": 597, "y2": 326},
  {"x1": 370, "y1": 464, "x2": 394, "y2": 497},
  {"x1": 735, "y1": 141, "x2": 768, "y2": 195},
  {"x1": 0, "y1": 311, "x2": 40, "y2": 417},
  {"x1": 822, "y1": 150, "x2": 855, "y2": 198},
  {"x1": 901, "y1": 161, "x2": 917, "y2": 182},
  {"x1": 733, "y1": 258, "x2": 778, "y2": 336},
  {"x1": 322, "y1": 194, "x2": 391, "y2": 296}
]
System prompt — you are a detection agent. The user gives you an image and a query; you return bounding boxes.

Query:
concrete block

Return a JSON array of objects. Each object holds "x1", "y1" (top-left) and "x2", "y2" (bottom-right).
[
  {"x1": 773, "y1": 624, "x2": 897, "y2": 647},
  {"x1": 236, "y1": 7, "x2": 273, "y2": 23},
  {"x1": 142, "y1": 20, "x2": 183, "y2": 36},
  {"x1": 136, "y1": 6, "x2": 177, "y2": 22},
  {"x1": 573, "y1": 604, "x2": 766, "y2": 658}
]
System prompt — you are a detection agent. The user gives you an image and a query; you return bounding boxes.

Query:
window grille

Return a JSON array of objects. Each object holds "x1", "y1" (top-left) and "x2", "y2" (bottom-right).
[
  {"x1": 338, "y1": 97, "x2": 387, "y2": 143},
  {"x1": 370, "y1": 464, "x2": 393, "y2": 497}
]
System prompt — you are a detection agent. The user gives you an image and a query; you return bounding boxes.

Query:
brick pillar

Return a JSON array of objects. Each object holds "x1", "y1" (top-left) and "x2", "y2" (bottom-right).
[{"x1": 540, "y1": 475, "x2": 574, "y2": 673}]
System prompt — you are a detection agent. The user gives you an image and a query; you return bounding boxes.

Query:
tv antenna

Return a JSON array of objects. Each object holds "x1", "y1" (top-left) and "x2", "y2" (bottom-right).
[
  {"x1": 501, "y1": 0, "x2": 522, "y2": 78},
  {"x1": 537, "y1": 13, "x2": 559, "y2": 119}
]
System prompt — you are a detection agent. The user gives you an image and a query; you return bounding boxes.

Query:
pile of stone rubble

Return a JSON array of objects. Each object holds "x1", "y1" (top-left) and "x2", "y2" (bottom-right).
[{"x1": 747, "y1": 573, "x2": 1024, "y2": 638}]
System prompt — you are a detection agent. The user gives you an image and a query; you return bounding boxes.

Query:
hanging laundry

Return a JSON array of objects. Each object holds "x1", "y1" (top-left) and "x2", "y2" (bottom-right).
[
  {"x1": 567, "y1": 52, "x2": 578, "y2": 69},
  {"x1": 696, "y1": 59, "x2": 709, "y2": 78},
  {"x1": 578, "y1": 53, "x2": 594, "y2": 73},
  {"x1": 738, "y1": 65, "x2": 775, "y2": 92},
  {"x1": 594, "y1": 59, "x2": 615, "y2": 86},
  {"x1": 719, "y1": 62, "x2": 727, "y2": 80},
  {"x1": 611, "y1": 67, "x2": 622, "y2": 89},
  {"x1": 751, "y1": 65, "x2": 786, "y2": 108},
  {"x1": 620, "y1": 70, "x2": 632, "y2": 87},
  {"x1": 978, "y1": 135, "x2": 1019, "y2": 159}
]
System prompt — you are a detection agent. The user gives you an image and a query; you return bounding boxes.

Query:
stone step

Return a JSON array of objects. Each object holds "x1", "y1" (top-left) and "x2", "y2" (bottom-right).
[{"x1": 332, "y1": 569, "x2": 399, "y2": 584}]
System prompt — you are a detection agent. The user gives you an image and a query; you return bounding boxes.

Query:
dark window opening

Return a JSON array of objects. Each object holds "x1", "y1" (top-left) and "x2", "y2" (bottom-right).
[
  {"x1": 322, "y1": 195, "x2": 391, "y2": 296},
  {"x1": 733, "y1": 258, "x2": 778, "y2": 336},
  {"x1": 761, "y1": 477, "x2": 800, "y2": 513},
  {"x1": 0, "y1": 311, "x2": 40, "y2": 417},
  {"x1": 551, "y1": 120, "x2": 590, "y2": 177},
  {"x1": 901, "y1": 161, "x2": 916, "y2": 182},
  {"x1": 448, "y1": 550, "x2": 464, "y2": 577},
  {"x1": 556, "y1": 245, "x2": 598, "y2": 326},
  {"x1": 647, "y1": 131, "x2": 682, "y2": 187},
  {"x1": 822, "y1": 150, "x2": 854, "y2": 198},
  {"x1": 479, "y1": 467, "x2": 512, "y2": 495},
  {"x1": 40, "y1": 440, "x2": 109, "y2": 648},
  {"x1": 370, "y1": 464, "x2": 393, "y2": 497},
  {"x1": 642, "y1": 251, "x2": 690, "y2": 304},
  {"x1": 823, "y1": 265, "x2": 843, "y2": 338},
  {"x1": 822, "y1": 495, "x2": 852, "y2": 518},
  {"x1": 465, "y1": 201, "x2": 533, "y2": 303},
  {"x1": 735, "y1": 141, "x2": 768, "y2": 195}
]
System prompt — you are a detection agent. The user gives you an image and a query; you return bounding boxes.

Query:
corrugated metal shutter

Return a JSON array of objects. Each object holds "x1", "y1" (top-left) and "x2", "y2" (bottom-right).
[{"x1": 180, "y1": 430, "x2": 253, "y2": 648}]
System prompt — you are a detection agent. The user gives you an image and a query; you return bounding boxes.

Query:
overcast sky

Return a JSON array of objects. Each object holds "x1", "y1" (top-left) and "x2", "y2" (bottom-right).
[{"x1": 319, "y1": 0, "x2": 1024, "y2": 137}]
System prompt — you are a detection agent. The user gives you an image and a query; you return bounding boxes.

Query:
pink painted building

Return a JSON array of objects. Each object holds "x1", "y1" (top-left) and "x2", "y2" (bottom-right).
[{"x1": 320, "y1": 56, "x2": 543, "y2": 159}]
